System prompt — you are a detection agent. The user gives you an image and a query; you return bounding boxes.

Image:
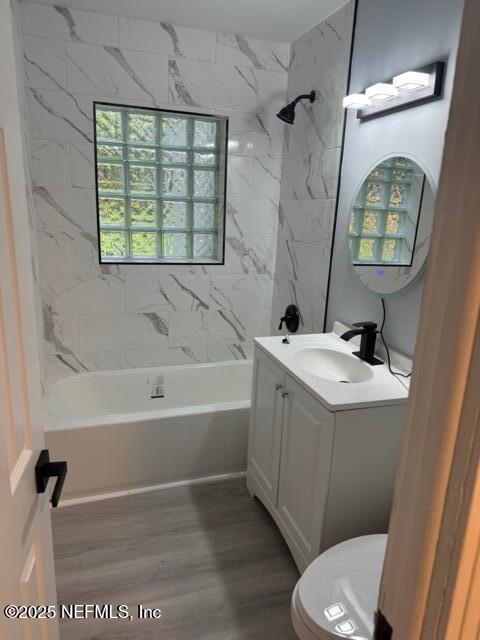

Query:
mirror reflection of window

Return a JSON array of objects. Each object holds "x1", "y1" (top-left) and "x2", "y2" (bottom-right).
[{"x1": 349, "y1": 157, "x2": 426, "y2": 267}]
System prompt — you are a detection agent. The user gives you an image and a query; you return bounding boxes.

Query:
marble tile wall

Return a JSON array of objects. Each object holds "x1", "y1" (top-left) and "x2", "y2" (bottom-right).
[
  {"x1": 18, "y1": 1, "x2": 289, "y2": 377},
  {"x1": 271, "y1": 2, "x2": 354, "y2": 335}
]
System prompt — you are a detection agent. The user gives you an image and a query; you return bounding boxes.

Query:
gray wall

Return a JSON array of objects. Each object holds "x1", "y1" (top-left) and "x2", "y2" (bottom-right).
[{"x1": 326, "y1": 0, "x2": 464, "y2": 356}]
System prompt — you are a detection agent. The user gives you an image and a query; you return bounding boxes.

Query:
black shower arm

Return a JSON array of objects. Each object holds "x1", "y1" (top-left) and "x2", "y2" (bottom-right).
[{"x1": 291, "y1": 91, "x2": 316, "y2": 107}]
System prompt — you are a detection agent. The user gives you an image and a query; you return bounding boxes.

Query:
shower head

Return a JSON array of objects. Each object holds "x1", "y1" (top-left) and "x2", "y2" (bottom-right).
[{"x1": 276, "y1": 90, "x2": 316, "y2": 124}]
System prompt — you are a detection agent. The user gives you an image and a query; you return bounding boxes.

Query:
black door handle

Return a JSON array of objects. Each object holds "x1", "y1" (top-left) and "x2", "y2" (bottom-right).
[{"x1": 35, "y1": 449, "x2": 67, "y2": 508}]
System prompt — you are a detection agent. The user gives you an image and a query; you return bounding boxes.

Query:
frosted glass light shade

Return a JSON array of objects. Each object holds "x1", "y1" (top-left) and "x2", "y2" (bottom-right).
[
  {"x1": 343, "y1": 93, "x2": 372, "y2": 109},
  {"x1": 365, "y1": 83, "x2": 398, "y2": 101},
  {"x1": 393, "y1": 71, "x2": 430, "y2": 91}
]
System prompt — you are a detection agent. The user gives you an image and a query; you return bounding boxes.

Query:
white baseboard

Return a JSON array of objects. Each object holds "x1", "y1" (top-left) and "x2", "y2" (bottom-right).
[{"x1": 58, "y1": 471, "x2": 247, "y2": 508}]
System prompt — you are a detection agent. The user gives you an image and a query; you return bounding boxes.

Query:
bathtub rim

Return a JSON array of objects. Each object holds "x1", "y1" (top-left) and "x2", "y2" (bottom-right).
[{"x1": 45, "y1": 358, "x2": 252, "y2": 391}]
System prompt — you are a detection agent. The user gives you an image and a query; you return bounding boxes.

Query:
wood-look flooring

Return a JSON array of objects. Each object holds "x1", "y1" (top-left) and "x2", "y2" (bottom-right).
[{"x1": 52, "y1": 477, "x2": 300, "y2": 639}]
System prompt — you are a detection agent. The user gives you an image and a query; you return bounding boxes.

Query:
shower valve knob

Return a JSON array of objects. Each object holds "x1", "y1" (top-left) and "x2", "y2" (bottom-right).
[{"x1": 278, "y1": 304, "x2": 300, "y2": 334}]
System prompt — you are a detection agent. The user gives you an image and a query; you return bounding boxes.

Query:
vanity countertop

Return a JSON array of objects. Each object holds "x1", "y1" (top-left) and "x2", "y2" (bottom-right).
[{"x1": 254, "y1": 325, "x2": 410, "y2": 412}]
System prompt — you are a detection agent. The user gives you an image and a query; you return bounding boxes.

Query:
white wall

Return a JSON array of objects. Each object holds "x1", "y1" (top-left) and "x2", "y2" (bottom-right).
[
  {"x1": 0, "y1": 0, "x2": 45, "y2": 409},
  {"x1": 326, "y1": 0, "x2": 464, "y2": 356},
  {"x1": 271, "y1": 2, "x2": 354, "y2": 334},
  {"x1": 18, "y1": 1, "x2": 289, "y2": 376},
  {"x1": 1, "y1": 0, "x2": 45, "y2": 383}
]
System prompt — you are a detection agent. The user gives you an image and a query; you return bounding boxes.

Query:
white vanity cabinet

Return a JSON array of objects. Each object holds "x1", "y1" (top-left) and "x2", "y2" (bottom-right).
[{"x1": 247, "y1": 344, "x2": 405, "y2": 573}]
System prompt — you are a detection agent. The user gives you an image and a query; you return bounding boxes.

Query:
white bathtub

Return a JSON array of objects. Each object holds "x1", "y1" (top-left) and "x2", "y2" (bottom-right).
[{"x1": 44, "y1": 361, "x2": 252, "y2": 502}]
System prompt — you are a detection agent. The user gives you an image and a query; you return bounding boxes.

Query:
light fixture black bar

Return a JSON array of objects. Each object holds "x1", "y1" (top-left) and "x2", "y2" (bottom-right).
[{"x1": 357, "y1": 61, "x2": 445, "y2": 121}]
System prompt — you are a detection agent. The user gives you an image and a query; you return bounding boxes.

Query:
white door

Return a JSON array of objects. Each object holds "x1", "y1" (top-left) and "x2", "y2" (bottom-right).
[
  {"x1": 0, "y1": 130, "x2": 59, "y2": 639},
  {"x1": 246, "y1": 349, "x2": 285, "y2": 509},
  {"x1": 276, "y1": 374, "x2": 334, "y2": 572}
]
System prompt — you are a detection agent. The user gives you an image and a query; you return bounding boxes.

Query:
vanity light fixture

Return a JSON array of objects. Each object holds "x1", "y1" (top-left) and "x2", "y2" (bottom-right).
[
  {"x1": 343, "y1": 93, "x2": 372, "y2": 109},
  {"x1": 365, "y1": 83, "x2": 398, "y2": 101},
  {"x1": 342, "y1": 61, "x2": 445, "y2": 121},
  {"x1": 393, "y1": 70, "x2": 430, "y2": 91}
]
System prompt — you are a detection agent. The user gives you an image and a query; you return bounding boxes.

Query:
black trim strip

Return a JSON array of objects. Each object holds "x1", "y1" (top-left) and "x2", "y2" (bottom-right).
[
  {"x1": 374, "y1": 609, "x2": 393, "y2": 639},
  {"x1": 322, "y1": 0, "x2": 359, "y2": 331}
]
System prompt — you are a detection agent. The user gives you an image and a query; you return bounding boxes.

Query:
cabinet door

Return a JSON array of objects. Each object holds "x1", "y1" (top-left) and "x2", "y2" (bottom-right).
[
  {"x1": 277, "y1": 374, "x2": 334, "y2": 572},
  {"x1": 247, "y1": 349, "x2": 285, "y2": 509}
]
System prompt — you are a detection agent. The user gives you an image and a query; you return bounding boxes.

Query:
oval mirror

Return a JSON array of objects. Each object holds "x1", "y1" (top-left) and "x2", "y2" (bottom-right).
[{"x1": 348, "y1": 155, "x2": 435, "y2": 295}]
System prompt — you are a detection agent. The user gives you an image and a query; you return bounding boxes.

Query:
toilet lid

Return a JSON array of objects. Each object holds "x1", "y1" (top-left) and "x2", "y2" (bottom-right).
[{"x1": 296, "y1": 535, "x2": 387, "y2": 639}]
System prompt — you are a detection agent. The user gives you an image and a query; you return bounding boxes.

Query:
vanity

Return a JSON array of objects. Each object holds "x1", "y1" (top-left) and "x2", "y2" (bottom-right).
[{"x1": 246, "y1": 323, "x2": 409, "y2": 573}]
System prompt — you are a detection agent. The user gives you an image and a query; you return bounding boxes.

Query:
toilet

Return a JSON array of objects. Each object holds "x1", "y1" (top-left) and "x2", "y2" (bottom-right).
[{"x1": 291, "y1": 535, "x2": 387, "y2": 640}]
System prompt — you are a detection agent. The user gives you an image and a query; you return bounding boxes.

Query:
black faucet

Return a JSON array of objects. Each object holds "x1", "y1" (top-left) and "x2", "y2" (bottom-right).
[{"x1": 340, "y1": 321, "x2": 383, "y2": 366}]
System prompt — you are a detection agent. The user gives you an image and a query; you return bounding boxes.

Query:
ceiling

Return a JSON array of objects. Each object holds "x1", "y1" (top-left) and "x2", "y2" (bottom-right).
[{"x1": 26, "y1": 0, "x2": 349, "y2": 42}]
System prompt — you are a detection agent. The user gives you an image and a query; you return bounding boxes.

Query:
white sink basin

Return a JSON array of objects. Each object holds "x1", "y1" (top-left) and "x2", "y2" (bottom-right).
[
  {"x1": 254, "y1": 328, "x2": 409, "y2": 410},
  {"x1": 292, "y1": 347, "x2": 374, "y2": 383}
]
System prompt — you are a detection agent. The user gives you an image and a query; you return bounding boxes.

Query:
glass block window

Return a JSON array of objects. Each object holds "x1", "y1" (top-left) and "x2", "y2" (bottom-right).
[
  {"x1": 94, "y1": 103, "x2": 228, "y2": 264},
  {"x1": 349, "y1": 157, "x2": 426, "y2": 266}
]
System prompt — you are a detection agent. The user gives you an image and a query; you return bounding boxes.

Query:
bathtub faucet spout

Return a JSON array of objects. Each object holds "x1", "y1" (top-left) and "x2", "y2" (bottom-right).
[{"x1": 149, "y1": 374, "x2": 165, "y2": 399}]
